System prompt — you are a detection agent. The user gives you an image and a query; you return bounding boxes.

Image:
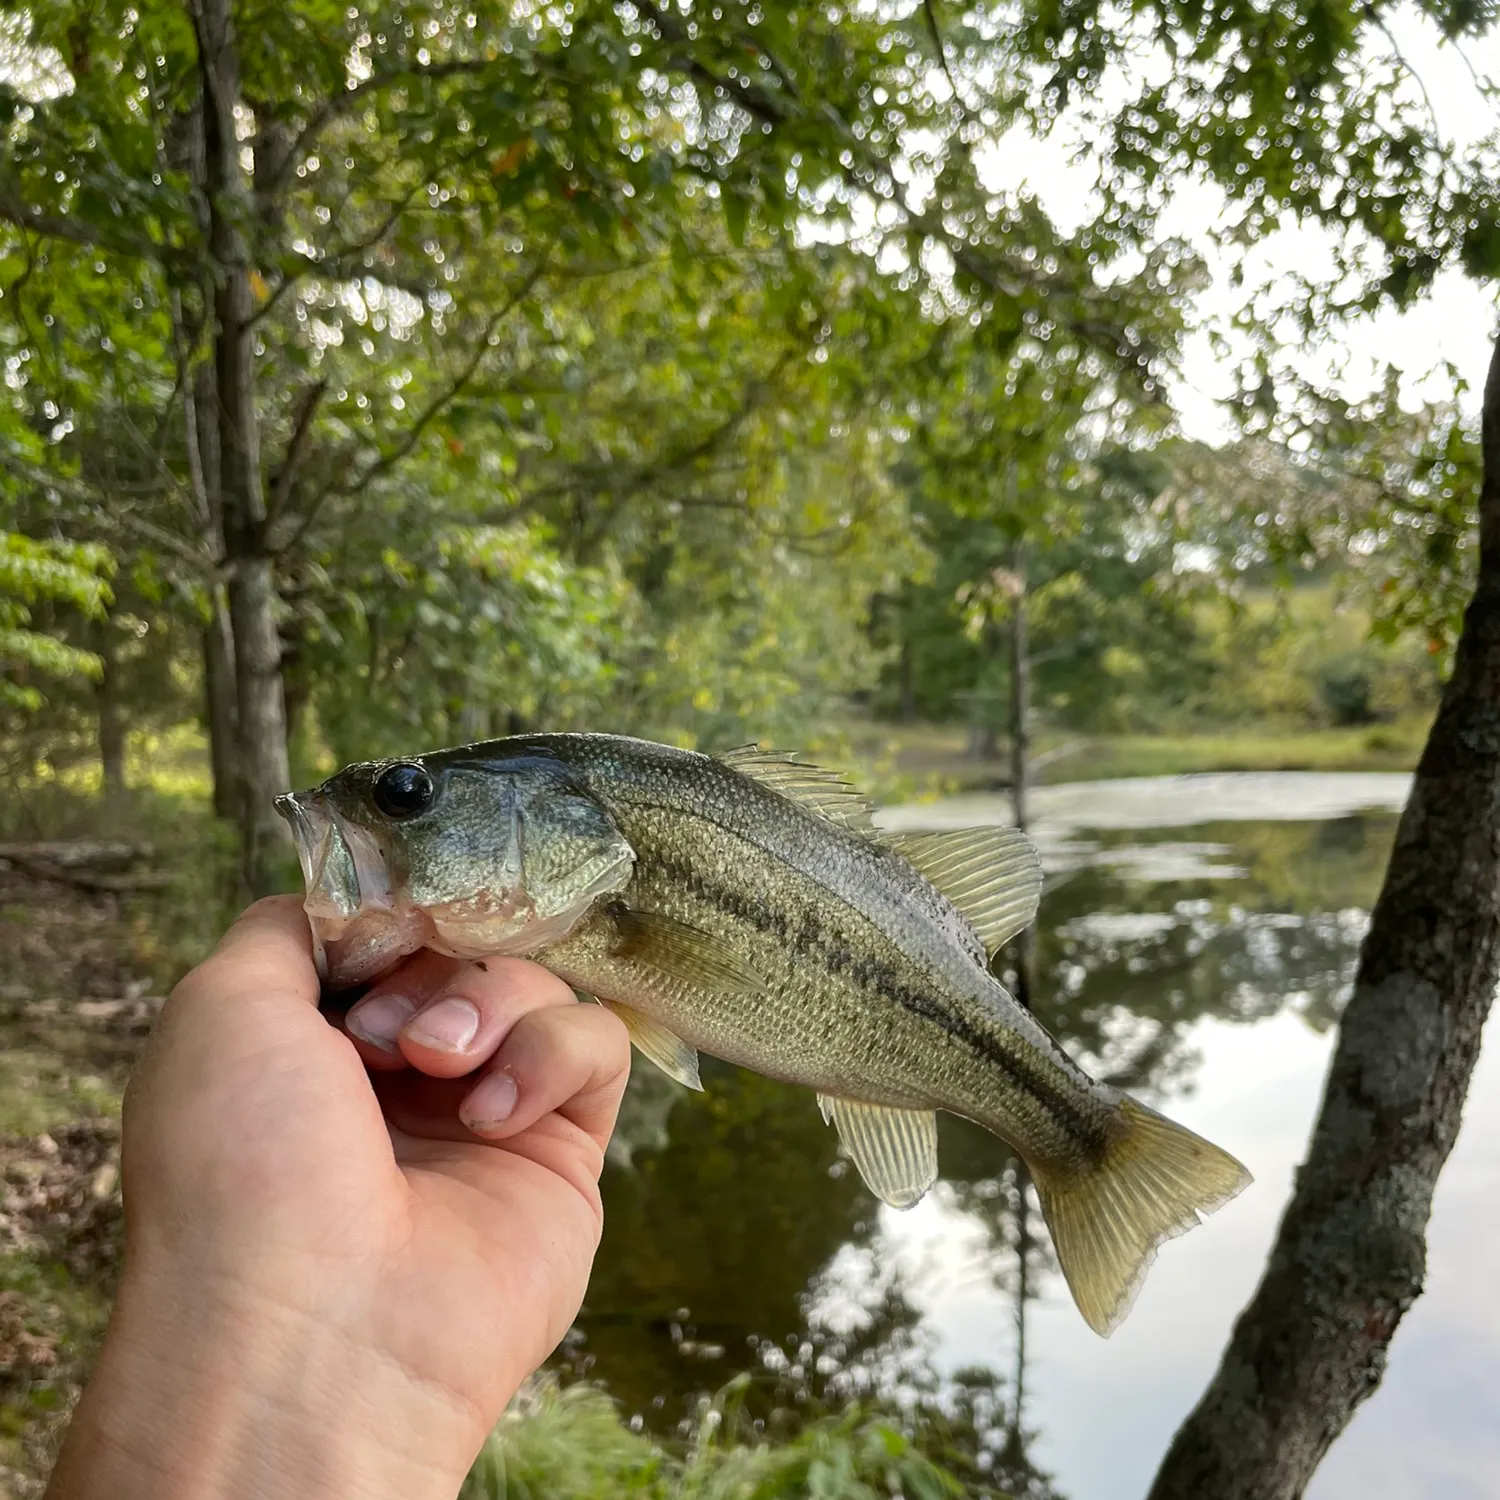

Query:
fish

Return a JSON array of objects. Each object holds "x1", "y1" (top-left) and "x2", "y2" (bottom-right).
[{"x1": 275, "y1": 732, "x2": 1250, "y2": 1336}]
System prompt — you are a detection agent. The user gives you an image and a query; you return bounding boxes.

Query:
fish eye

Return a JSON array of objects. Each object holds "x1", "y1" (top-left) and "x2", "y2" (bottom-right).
[{"x1": 371, "y1": 762, "x2": 435, "y2": 820}]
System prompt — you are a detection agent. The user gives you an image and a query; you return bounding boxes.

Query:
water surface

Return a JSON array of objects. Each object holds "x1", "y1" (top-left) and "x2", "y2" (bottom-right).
[{"x1": 569, "y1": 773, "x2": 1499, "y2": 1498}]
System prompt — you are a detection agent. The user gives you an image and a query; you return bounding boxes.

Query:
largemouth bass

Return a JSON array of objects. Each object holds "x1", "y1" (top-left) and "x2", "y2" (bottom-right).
[{"x1": 276, "y1": 732, "x2": 1249, "y2": 1336}]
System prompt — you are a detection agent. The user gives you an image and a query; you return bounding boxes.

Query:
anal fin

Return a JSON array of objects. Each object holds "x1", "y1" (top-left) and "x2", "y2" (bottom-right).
[
  {"x1": 603, "y1": 999, "x2": 704, "y2": 1091},
  {"x1": 818, "y1": 1095, "x2": 938, "y2": 1210}
]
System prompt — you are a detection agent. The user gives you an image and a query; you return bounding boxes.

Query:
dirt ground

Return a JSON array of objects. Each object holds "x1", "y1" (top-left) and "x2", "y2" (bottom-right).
[{"x1": 0, "y1": 859, "x2": 168, "y2": 1498}]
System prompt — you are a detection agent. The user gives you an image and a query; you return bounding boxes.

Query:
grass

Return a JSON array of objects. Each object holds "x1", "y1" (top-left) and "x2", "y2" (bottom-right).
[
  {"x1": 824, "y1": 717, "x2": 1428, "y2": 803},
  {"x1": 1051, "y1": 721, "x2": 1427, "y2": 782},
  {"x1": 0, "y1": 1052, "x2": 119, "y2": 1138},
  {"x1": 0, "y1": 1252, "x2": 113, "y2": 1485},
  {"x1": 462, "y1": 1378, "x2": 1015, "y2": 1500}
]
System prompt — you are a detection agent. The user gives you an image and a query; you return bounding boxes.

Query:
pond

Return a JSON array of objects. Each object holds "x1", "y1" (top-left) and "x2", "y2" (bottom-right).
[{"x1": 566, "y1": 772, "x2": 1500, "y2": 1500}]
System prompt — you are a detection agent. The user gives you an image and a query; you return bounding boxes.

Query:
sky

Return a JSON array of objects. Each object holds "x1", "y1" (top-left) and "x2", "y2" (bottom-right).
[{"x1": 976, "y1": 4, "x2": 1500, "y2": 442}]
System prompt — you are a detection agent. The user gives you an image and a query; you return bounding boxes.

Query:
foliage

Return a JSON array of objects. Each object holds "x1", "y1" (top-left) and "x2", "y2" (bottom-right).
[
  {"x1": 1293, "y1": 386, "x2": 1481, "y2": 670},
  {"x1": 1006, "y1": 0, "x2": 1500, "y2": 304},
  {"x1": 1157, "y1": 405, "x2": 1482, "y2": 676},
  {"x1": 1, "y1": 0, "x2": 1215, "y2": 806},
  {"x1": 0, "y1": 530, "x2": 110, "y2": 712},
  {"x1": 463, "y1": 1377, "x2": 1021, "y2": 1500}
]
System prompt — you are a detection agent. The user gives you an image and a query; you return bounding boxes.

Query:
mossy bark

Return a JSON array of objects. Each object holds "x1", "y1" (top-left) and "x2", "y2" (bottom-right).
[{"x1": 1148, "y1": 336, "x2": 1500, "y2": 1499}]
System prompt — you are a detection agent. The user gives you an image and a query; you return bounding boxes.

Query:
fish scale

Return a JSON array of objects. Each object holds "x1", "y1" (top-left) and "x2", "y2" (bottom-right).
[{"x1": 278, "y1": 730, "x2": 1252, "y2": 1336}]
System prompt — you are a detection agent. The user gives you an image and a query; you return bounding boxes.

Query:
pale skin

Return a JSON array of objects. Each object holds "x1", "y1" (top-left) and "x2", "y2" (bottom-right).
[{"x1": 45, "y1": 895, "x2": 632, "y2": 1500}]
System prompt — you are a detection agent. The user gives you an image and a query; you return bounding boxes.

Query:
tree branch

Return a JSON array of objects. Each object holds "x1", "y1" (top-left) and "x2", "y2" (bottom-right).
[
  {"x1": 921, "y1": 0, "x2": 975, "y2": 119},
  {"x1": 632, "y1": 3, "x2": 1163, "y2": 391},
  {"x1": 1371, "y1": 15, "x2": 1443, "y2": 143},
  {"x1": 273, "y1": 254, "x2": 551, "y2": 561},
  {"x1": 267, "y1": 379, "x2": 327, "y2": 524},
  {"x1": 0, "y1": 450, "x2": 209, "y2": 571},
  {"x1": 251, "y1": 166, "x2": 457, "y2": 324},
  {"x1": 333, "y1": 254, "x2": 551, "y2": 500},
  {"x1": 633, "y1": 0, "x2": 802, "y2": 129},
  {"x1": 509, "y1": 348, "x2": 797, "y2": 511},
  {"x1": 0, "y1": 186, "x2": 188, "y2": 267}
]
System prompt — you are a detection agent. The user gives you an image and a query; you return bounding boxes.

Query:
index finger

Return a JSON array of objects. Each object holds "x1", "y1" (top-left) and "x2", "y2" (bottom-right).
[{"x1": 172, "y1": 895, "x2": 320, "y2": 1011}]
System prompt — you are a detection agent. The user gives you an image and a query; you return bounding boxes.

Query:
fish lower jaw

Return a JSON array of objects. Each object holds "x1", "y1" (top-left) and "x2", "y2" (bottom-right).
[{"x1": 315, "y1": 906, "x2": 437, "y2": 988}]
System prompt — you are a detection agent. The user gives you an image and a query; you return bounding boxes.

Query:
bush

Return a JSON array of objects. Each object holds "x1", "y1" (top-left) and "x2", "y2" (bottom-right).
[{"x1": 1316, "y1": 655, "x2": 1376, "y2": 726}]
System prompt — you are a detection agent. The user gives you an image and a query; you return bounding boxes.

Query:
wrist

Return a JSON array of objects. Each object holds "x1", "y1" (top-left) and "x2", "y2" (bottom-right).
[{"x1": 47, "y1": 1261, "x2": 483, "y2": 1500}]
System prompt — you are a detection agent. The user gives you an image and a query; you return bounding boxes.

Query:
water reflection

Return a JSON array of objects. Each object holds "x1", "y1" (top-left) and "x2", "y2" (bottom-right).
[{"x1": 566, "y1": 787, "x2": 1408, "y2": 1494}]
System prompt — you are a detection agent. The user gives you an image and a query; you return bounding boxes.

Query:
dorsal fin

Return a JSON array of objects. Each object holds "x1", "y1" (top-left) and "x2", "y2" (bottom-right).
[
  {"x1": 881, "y1": 827, "x2": 1042, "y2": 958},
  {"x1": 717, "y1": 745, "x2": 875, "y2": 832}
]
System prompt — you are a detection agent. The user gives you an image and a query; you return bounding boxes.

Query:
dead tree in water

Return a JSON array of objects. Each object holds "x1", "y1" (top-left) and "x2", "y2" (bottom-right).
[
  {"x1": 1004, "y1": 555, "x2": 1037, "y2": 1010},
  {"x1": 1149, "y1": 337, "x2": 1500, "y2": 1499}
]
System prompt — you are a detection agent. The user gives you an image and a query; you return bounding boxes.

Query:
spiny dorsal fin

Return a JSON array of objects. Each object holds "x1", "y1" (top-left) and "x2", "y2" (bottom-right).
[
  {"x1": 602, "y1": 999, "x2": 704, "y2": 1091},
  {"x1": 882, "y1": 827, "x2": 1043, "y2": 959},
  {"x1": 718, "y1": 745, "x2": 875, "y2": 832},
  {"x1": 613, "y1": 906, "x2": 763, "y2": 993},
  {"x1": 818, "y1": 1095, "x2": 939, "y2": 1210}
]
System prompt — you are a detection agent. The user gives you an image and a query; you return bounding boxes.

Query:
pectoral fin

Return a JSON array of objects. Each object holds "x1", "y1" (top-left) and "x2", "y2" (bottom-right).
[
  {"x1": 613, "y1": 907, "x2": 764, "y2": 993},
  {"x1": 818, "y1": 1095, "x2": 939, "y2": 1210},
  {"x1": 882, "y1": 827, "x2": 1043, "y2": 958},
  {"x1": 603, "y1": 1000, "x2": 703, "y2": 1091}
]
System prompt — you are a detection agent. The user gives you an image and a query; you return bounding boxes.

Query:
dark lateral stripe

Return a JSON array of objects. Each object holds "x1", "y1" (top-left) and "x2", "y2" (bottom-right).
[{"x1": 646, "y1": 853, "x2": 1093, "y2": 1141}]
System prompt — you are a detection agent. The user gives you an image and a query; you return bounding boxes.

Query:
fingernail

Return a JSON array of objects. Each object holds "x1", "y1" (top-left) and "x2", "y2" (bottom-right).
[
  {"x1": 347, "y1": 994, "x2": 418, "y2": 1050},
  {"x1": 404, "y1": 996, "x2": 480, "y2": 1052},
  {"x1": 462, "y1": 1071, "x2": 518, "y2": 1135}
]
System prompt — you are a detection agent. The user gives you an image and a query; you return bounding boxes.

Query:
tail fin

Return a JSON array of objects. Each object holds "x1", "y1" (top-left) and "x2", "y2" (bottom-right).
[{"x1": 1032, "y1": 1097, "x2": 1251, "y2": 1337}]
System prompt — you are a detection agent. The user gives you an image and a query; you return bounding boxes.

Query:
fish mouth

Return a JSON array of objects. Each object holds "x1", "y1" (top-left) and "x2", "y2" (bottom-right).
[
  {"x1": 276, "y1": 791, "x2": 359, "y2": 919},
  {"x1": 275, "y1": 789, "x2": 425, "y2": 985}
]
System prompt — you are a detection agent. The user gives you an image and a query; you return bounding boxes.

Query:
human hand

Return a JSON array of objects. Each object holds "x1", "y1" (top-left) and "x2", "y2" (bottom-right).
[{"x1": 46, "y1": 896, "x2": 631, "y2": 1500}]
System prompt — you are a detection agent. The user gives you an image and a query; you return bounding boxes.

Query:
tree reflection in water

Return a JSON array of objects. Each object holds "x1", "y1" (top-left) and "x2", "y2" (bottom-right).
[{"x1": 562, "y1": 810, "x2": 1397, "y2": 1492}]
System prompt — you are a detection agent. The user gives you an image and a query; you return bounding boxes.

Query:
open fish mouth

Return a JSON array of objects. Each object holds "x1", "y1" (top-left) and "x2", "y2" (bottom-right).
[
  {"x1": 275, "y1": 790, "x2": 431, "y2": 986},
  {"x1": 276, "y1": 791, "x2": 363, "y2": 921}
]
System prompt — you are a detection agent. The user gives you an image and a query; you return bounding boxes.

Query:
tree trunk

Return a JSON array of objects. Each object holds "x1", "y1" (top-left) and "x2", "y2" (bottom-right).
[
  {"x1": 1008, "y1": 581, "x2": 1030, "y2": 834},
  {"x1": 967, "y1": 720, "x2": 1001, "y2": 761},
  {"x1": 94, "y1": 618, "x2": 126, "y2": 800},
  {"x1": 202, "y1": 588, "x2": 240, "y2": 819},
  {"x1": 897, "y1": 632, "x2": 917, "y2": 723},
  {"x1": 1007, "y1": 1162, "x2": 1033, "y2": 1457},
  {"x1": 226, "y1": 556, "x2": 292, "y2": 893},
  {"x1": 1147, "y1": 334, "x2": 1500, "y2": 1499},
  {"x1": 1008, "y1": 565, "x2": 1037, "y2": 1010},
  {"x1": 185, "y1": 342, "x2": 241, "y2": 822},
  {"x1": 193, "y1": 0, "x2": 291, "y2": 894}
]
